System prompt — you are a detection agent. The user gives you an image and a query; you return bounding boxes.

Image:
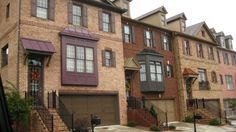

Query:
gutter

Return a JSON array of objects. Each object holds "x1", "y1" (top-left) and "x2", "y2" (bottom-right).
[{"x1": 16, "y1": 0, "x2": 21, "y2": 89}]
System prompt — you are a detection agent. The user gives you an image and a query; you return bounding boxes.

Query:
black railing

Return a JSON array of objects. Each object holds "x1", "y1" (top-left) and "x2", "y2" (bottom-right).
[{"x1": 25, "y1": 92, "x2": 54, "y2": 132}]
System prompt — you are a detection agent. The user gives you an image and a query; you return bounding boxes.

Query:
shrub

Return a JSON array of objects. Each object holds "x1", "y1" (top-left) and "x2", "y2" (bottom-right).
[
  {"x1": 209, "y1": 118, "x2": 221, "y2": 126},
  {"x1": 149, "y1": 125, "x2": 160, "y2": 131},
  {"x1": 184, "y1": 116, "x2": 194, "y2": 123},
  {"x1": 169, "y1": 125, "x2": 176, "y2": 130},
  {"x1": 127, "y1": 121, "x2": 136, "y2": 127},
  {"x1": 149, "y1": 105, "x2": 157, "y2": 117}
]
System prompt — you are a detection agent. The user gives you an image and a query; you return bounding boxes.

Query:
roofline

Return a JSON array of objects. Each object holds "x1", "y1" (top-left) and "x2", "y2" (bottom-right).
[
  {"x1": 79, "y1": 0, "x2": 126, "y2": 14},
  {"x1": 122, "y1": 17, "x2": 173, "y2": 33},
  {"x1": 174, "y1": 31, "x2": 219, "y2": 46},
  {"x1": 135, "y1": 6, "x2": 168, "y2": 21},
  {"x1": 217, "y1": 47, "x2": 236, "y2": 54},
  {"x1": 166, "y1": 13, "x2": 187, "y2": 24}
]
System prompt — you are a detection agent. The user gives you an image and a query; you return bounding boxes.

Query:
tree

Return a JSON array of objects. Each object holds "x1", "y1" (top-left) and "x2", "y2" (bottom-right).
[{"x1": 5, "y1": 81, "x2": 33, "y2": 131}]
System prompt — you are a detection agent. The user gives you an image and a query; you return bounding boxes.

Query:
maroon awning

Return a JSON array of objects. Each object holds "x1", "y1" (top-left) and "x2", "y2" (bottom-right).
[{"x1": 21, "y1": 38, "x2": 56, "y2": 55}]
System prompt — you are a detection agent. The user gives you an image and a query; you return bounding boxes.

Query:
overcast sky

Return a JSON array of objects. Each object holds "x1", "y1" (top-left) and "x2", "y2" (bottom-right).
[{"x1": 130, "y1": 0, "x2": 236, "y2": 50}]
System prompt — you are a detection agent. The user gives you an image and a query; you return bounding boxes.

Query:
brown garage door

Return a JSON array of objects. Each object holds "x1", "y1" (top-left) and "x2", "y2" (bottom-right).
[{"x1": 59, "y1": 94, "x2": 119, "y2": 126}]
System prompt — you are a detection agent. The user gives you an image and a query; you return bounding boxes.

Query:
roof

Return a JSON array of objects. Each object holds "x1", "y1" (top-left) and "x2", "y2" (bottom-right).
[
  {"x1": 166, "y1": 12, "x2": 187, "y2": 23},
  {"x1": 124, "y1": 57, "x2": 141, "y2": 70},
  {"x1": 225, "y1": 35, "x2": 233, "y2": 40},
  {"x1": 184, "y1": 21, "x2": 205, "y2": 36},
  {"x1": 135, "y1": 6, "x2": 168, "y2": 20},
  {"x1": 21, "y1": 38, "x2": 56, "y2": 54},
  {"x1": 60, "y1": 27, "x2": 99, "y2": 41},
  {"x1": 183, "y1": 68, "x2": 198, "y2": 76},
  {"x1": 216, "y1": 31, "x2": 225, "y2": 37}
]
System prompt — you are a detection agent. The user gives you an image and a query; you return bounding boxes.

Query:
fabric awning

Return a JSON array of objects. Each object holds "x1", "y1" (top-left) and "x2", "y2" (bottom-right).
[
  {"x1": 21, "y1": 38, "x2": 56, "y2": 55},
  {"x1": 124, "y1": 57, "x2": 141, "y2": 71}
]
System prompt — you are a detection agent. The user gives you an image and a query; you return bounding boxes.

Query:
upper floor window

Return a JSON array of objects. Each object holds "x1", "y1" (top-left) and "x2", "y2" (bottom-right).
[
  {"x1": 161, "y1": 34, "x2": 171, "y2": 51},
  {"x1": 223, "y1": 52, "x2": 230, "y2": 65},
  {"x1": 196, "y1": 43, "x2": 204, "y2": 58},
  {"x1": 211, "y1": 71, "x2": 217, "y2": 83},
  {"x1": 36, "y1": 0, "x2": 48, "y2": 19},
  {"x1": 166, "y1": 64, "x2": 173, "y2": 77},
  {"x1": 102, "y1": 50, "x2": 116, "y2": 67},
  {"x1": 232, "y1": 54, "x2": 236, "y2": 66},
  {"x1": 140, "y1": 61, "x2": 146, "y2": 82},
  {"x1": 198, "y1": 68, "x2": 209, "y2": 90},
  {"x1": 161, "y1": 15, "x2": 166, "y2": 26},
  {"x1": 208, "y1": 46, "x2": 214, "y2": 60},
  {"x1": 2, "y1": 45, "x2": 8, "y2": 67},
  {"x1": 183, "y1": 40, "x2": 191, "y2": 55},
  {"x1": 99, "y1": 11, "x2": 115, "y2": 33},
  {"x1": 144, "y1": 30, "x2": 156, "y2": 48},
  {"x1": 217, "y1": 50, "x2": 221, "y2": 63},
  {"x1": 201, "y1": 30, "x2": 205, "y2": 37},
  {"x1": 225, "y1": 75, "x2": 234, "y2": 90},
  {"x1": 181, "y1": 21, "x2": 186, "y2": 32},
  {"x1": 150, "y1": 61, "x2": 163, "y2": 82},
  {"x1": 66, "y1": 45, "x2": 94, "y2": 73},
  {"x1": 6, "y1": 3, "x2": 10, "y2": 18},
  {"x1": 123, "y1": 24, "x2": 135, "y2": 43},
  {"x1": 72, "y1": 5, "x2": 82, "y2": 26}
]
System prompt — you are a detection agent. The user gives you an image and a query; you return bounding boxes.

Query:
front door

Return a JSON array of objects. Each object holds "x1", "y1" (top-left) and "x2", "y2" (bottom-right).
[{"x1": 28, "y1": 57, "x2": 43, "y2": 106}]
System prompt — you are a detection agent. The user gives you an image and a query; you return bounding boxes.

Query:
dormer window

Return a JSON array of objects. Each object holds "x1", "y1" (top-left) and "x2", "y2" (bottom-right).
[
  {"x1": 221, "y1": 37, "x2": 225, "y2": 48},
  {"x1": 181, "y1": 21, "x2": 186, "y2": 32},
  {"x1": 228, "y1": 39, "x2": 233, "y2": 50},
  {"x1": 161, "y1": 15, "x2": 166, "y2": 26}
]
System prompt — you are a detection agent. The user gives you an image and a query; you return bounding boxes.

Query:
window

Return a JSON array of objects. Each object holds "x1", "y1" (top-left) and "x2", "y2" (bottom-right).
[
  {"x1": 201, "y1": 30, "x2": 205, "y2": 37},
  {"x1": 162, "y1": 35, "x2": 171, "y2": 51},
  {"x1": 221, "y1": 37, "x2": 225, "y2": 48},
  {"x1": 208, "y1": 46, "x2": 214, "y2": 60},
  {"x1": 2, "y1": 45, "x2": 8, "y2": 67},
  {"x1": 150, "y1": 61, "x2": 163, "y2": 82},
  {"x1": 198, "y1": 68, "x2": 209, "y2": 90},
  {"x1": 181, "y1": 21, "x2": 186, "y2": 32},
  {"x1": 196, "y1": 43, "x2": 204, "y2": 58},
  {"x1": 102, "y1": 50, "x2": 116, "y2": 67},
  {"x1": 220, "y1": 74, "x2": 224, "y2": 84},
  {"x1": 217, "y1": 50, "x2": 221, "y2": 63},
  {"x1": 36, "y1": 0, "x2": 48, "y2": 19},
  {"x1": 6, "y1": 3, "x2": 10, "y2": 18},
  {"x1": 123, "y1": 25, "x2": 131, "y2": 43},
  {"x1": 144, "y1": 30, "x2": 153, "y2": 47},
  {"x1": 72, "y1": 4, "x2": 82, "y2": 26},
  {"x1": 102, "y1": 12, "x2": 111, "y2": 32},
  {"x1": 228, "y1": 39, "x2": 233, "y2": 50},
  {"x1": 140, "y1": 62, "x2": 146, "y2": 81},
  {"x1": 66, "y1": 45, "x2": 94, "y2": 73},
  {"x1": 211, "y1": 71, "x2": 217, "y2": 83},
  {"x1": 183, "y1": 40, "x2": 191, "y2": 55},
  {"x1": 198, "y1": 69, "x2": 207, "y2": 82},
  {"x1": 166, "y1": 65, "x2": 173, "y2": 77},
  {"x1": 161, "y1": 15, "x2": 166, "y2": 26},
  {"x1": 231, "y1": 54, "x2": 236, "y2": 66},
  {"x1": 225, "y1": 75, "x2": 234, "y2": 90},
  {"x1": 223, "y1": 52, "x2": 230, "y2": 65}
]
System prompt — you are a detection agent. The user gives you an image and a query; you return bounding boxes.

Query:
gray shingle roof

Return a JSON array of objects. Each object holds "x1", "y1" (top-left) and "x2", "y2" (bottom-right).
[
  {"x1": 135, "y1": 6, "x2": 168, "y2": 20},
  {"x1": 166, "y1": 12, "x2": 187, "y2": 23},
  {"x1": 225, "y1": 35, "x2": 233, "y2": 40},
  {"x1": 216, "y1": 31, "x2": 225, "y2": 37},
  {"x1": 184, "y1": 21, "x2": 205, "y2": 36}
]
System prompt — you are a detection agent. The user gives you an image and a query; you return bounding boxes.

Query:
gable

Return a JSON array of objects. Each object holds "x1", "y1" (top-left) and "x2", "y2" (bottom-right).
[
  {"x1": 196, "y1": 25, "x2": 215, "y2": 43},
  {"x1": 124, "y1": 57, "x2": 141, "y2": 70}
]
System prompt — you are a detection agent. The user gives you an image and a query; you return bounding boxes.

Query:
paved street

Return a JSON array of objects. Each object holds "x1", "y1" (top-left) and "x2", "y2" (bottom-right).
[{"x1": 95, "y1": 122, "x2": 236, "y2": 132}]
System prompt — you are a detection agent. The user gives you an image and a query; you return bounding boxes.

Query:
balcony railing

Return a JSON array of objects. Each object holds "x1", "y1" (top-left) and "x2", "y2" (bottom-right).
[{"x1": 199, "y1": 81, "x2": 210, "y2": 90}]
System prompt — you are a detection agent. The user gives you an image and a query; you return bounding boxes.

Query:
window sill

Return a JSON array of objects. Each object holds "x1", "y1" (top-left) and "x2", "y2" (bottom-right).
[
  {"x1": 1, "y1": 64, "x2": 8, "y2": 69},
  {"x1": 33, "y1": 16, "x2": 53, "y2": 22}
]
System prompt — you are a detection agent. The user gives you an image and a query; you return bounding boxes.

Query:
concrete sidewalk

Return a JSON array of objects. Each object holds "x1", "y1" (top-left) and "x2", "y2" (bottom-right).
[{"x1": 94, "y1": 122, "x2": 236, "y2": 132}]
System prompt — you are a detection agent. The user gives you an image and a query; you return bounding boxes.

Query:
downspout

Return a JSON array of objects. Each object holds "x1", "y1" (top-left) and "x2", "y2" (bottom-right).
[{"x1": 16, "y1": 0, "x2": 21, "y2": 89}]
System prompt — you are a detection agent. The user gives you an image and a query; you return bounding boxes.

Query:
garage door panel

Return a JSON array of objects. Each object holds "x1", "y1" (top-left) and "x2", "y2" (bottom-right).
[{"x1": 59, "y1": 94, "x2": 119, "y2": 126}]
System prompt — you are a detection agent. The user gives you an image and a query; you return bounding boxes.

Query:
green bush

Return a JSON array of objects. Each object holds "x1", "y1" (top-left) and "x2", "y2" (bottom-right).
[
  {"x1": 127, "y1": 121, "x2": 136, "y2": 127},
  {"x1": 184, "y1": 116, "x2": 194, "y2": 123},
  {"x1": 169, "y1": 125, "x2": 176, "y2": 130},
  {"x1": 149, "y1": 125, "x2": 160, "y2": 131},
  {"x1": 209, "y1": 118, "x2": 221, "y2": 126}
]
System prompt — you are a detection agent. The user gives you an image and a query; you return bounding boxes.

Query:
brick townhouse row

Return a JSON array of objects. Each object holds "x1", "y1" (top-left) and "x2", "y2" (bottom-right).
[{"x1": 0, "y1": 0, "x2": 235, "y2": 130}]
